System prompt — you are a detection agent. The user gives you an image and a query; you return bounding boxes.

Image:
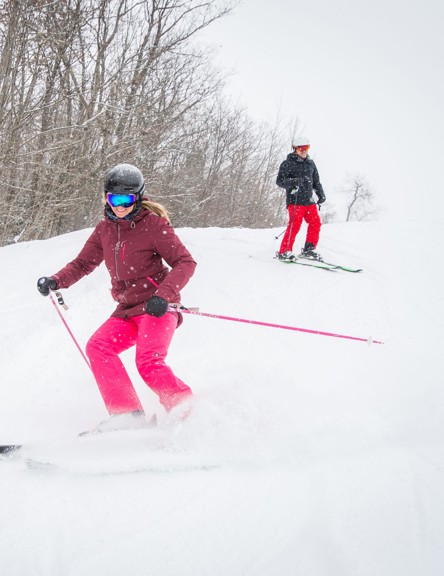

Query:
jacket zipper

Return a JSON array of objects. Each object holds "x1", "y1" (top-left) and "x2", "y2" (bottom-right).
[
  {"x1": 114, "y1": 224, "x2": 121, "y2": 281},
  {"x1": 114, "y1": 224, "x2": 128, "y2": 304}
]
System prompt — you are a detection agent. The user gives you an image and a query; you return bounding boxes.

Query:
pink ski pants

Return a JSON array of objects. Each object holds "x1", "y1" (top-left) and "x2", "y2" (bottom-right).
[
  {"x1": 279, "y1": 204, "x2": 321, "y2": 254},
  {"x1": 85, "y1": 312, "x2": 191, "y2": 414}
]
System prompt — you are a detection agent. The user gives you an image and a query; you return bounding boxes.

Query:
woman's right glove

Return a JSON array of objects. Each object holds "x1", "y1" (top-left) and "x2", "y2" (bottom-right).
[{"x1": 37, "y1": 277, "x2": 58, "y2": 296}]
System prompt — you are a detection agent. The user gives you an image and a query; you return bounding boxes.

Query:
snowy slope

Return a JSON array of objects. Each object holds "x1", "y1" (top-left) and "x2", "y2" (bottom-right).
[{"x1": 0, "y1": 219, "x2": 443, "y2": 576}]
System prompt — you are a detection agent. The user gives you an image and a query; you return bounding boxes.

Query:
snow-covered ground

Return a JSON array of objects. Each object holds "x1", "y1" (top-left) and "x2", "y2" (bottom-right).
[{"x1": 1, "y1": 218, "x2": 443, "y2": 576}]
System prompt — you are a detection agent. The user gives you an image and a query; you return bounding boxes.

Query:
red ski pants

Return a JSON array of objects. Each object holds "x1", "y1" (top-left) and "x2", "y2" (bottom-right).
[
  {"x1": 85, "y1": 312, "x2": 191, "y2": 414},
  {"x1": 279, "y1": 204, "x2": 321, "y2": 254}
]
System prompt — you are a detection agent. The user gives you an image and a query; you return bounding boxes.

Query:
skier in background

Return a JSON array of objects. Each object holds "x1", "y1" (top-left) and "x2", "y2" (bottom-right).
[
  {"x1": 37, "y1": 164, "x2": 196, "y2": 432},
  {"x1": 276, "y1": 136, "x2": 326, "y2": 262}
]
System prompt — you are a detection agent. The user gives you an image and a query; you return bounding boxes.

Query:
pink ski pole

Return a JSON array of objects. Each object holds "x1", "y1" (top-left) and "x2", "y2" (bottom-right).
[
  {"x1": 49, "y1": 292, "x2": 92, "y2": 369},
  {"x1": 173, "y1": 307, "x2": 384, "y2": 345}
]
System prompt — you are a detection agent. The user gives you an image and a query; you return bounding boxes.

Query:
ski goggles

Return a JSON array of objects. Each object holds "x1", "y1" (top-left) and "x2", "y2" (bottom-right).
[
  {"x1": 106, "y1": 192, "x2": 137, "y2": 208},
  {"x1": 294, "y1": 144, "x2": 310, "y2": 152}
]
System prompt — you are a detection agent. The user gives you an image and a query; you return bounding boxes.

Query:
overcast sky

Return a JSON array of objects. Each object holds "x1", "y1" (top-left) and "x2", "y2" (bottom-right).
[{"x1": 200, "y1": 0, "x2": 444, "y2": 219}]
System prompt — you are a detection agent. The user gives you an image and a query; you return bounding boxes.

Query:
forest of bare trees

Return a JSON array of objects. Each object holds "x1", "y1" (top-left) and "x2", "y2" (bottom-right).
[{"x1": 0, "y1": 0, "x2": 289, "y2": 246}]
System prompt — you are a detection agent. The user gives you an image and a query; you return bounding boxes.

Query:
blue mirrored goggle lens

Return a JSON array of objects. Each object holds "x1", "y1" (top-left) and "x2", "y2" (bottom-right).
[{"x1": 106, "y1": 193, "x2": 137, "y2": 208}]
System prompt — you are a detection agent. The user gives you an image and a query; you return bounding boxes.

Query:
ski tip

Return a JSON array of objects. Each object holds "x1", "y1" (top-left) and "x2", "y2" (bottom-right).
[{"x1": 0, "y1": 444, "x2": 22, "y2": 455}]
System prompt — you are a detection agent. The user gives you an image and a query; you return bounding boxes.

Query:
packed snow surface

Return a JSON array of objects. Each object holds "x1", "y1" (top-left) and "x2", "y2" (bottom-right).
[{"x1": 0, "y1": 219, "x2": 443, "y2": 575}]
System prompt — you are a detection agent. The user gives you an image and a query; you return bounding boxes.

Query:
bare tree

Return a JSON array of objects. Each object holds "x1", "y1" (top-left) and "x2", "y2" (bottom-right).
[
  {"x1": 343, "y1": 174, "x2": 382, "y2": 222},
  {"x1": 319, "y1": 206, "x2": 337, "y2": 224},
  {"x1": 155, "y1": 97, "x2": 289, "y2": 229}
]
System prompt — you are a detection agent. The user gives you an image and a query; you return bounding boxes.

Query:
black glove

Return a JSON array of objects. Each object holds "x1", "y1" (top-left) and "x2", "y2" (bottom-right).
[
  {"x1": 37, "y1": 276, "x2": 58, "y2": 296},
  {"x1": 286, "y1": 177, "x2": 301, "y2": 189},
  {"x1": 145, "y1": 295, "x2": 169, "y2": 317},
  {"x1": 289, "y1": 189, "x2": 299, "y2": 202},
  {"x1": 317, "y1": 196, "x2": 326, "y2": 205}
]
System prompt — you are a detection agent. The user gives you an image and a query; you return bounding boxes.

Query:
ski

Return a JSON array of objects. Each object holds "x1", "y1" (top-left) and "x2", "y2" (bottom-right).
[
  {"x1": 276, "y1": 255, "x2": 363, "y2": 273},
  {"x1": 278, "y1": 258, "x2": 339, "y2": 271},
  {"x1": 312, "y1": 259, "x2": 363, "y2": 273},
  {"x1": 0, "y1": 435, "x2": 221, "y2": 473},
  {"x1": 0, "y1": 444, "x2": 22, "y2": 455}
]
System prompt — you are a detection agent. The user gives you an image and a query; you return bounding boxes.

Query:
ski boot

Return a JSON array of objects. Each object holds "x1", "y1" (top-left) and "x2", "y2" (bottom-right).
[
  {"x1": 79, "y1": 410, "x2": 156, "y2": 436},
  {"x1": 276, "y1": 251, "x2": 297, "y2": 262},
  {"x1": 299, "y1": 243, "x2": 323, "y2": 261}
]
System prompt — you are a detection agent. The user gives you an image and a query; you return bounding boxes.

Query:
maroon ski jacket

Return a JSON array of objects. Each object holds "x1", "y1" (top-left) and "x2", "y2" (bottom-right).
[{"x1": 52, "y1": 209, "x2": 196, "y2": 320}]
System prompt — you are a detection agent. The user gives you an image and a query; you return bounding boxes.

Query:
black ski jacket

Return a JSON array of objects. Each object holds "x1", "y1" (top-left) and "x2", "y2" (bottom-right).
[{"x1": 276, "y1": 153, "x2": 326, "y2": 207}]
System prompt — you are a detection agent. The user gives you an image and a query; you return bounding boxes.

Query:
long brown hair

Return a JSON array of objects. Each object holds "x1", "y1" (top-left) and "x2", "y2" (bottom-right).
[
  {"x1": 103, "y1": 196, "x2": 171, "y2": 224},
  {"x1": 141, "y1": 199, "x2": 170, "y2": 223}
]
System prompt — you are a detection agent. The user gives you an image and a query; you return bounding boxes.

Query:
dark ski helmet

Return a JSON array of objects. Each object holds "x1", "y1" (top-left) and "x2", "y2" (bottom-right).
[{"x1": 104, "y1": 164, "x2": 145, "y2": 200}]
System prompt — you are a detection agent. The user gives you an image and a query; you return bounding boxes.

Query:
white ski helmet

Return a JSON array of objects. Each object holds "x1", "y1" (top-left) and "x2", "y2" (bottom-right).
[{"x1": 292, "y1": 136, "x2": 310, "y2": 148}]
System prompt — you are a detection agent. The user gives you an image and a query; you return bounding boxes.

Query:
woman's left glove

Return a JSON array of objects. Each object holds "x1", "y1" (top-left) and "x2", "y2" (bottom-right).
[{"x1": 145, "y1": 295, "x2": 169, "y2": 317}]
